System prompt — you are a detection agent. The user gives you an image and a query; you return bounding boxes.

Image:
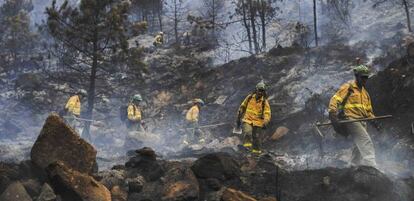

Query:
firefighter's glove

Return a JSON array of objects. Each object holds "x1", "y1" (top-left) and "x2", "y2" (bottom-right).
[{"x1": 329, "y1": 112, "x2": 341, "y2": 130}]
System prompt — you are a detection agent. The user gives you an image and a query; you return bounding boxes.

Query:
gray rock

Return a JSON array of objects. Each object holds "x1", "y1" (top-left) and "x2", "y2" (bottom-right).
[
  {"x1": 126, "y1": 176, "x2": 145, "y2": 193},
  {"x1": 0, "y1": 181, "x2": 32, "y2": 201},
  {"x1": 191, "y1": 152, "x2": 241, "y2": 181},
  {"x1": 95, "y1": 169, "x2": 126, "y2": 190},
  {"x1": 21, "y1": 179, "x2": 41, "y2": 198},
  {"x1": 36, "y1": 183, "x2": 56, "y2": 201}
]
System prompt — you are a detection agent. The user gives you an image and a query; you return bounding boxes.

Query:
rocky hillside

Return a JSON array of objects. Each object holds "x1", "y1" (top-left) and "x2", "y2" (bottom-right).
[{"x1": 1, "y1": 113, "x2": 413, "y2": 201}]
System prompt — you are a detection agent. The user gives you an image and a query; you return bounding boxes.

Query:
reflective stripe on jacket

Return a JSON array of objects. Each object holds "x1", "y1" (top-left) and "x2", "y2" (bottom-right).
[
  {"x1": 186, "y1": 105, "x2": 199, "y2": 122},
  {"x1": 328, "y1": 80, "x2": 375, "y2": 119},
  {"x1": 65, "y1": 95, "x2": 81, "y2": 116},
  {"x1": 128, "y1": 103, "x2": 142, "y2": 122},
  {"x1": 238, "y1": 94, "x2": 271, "y2": 127}
]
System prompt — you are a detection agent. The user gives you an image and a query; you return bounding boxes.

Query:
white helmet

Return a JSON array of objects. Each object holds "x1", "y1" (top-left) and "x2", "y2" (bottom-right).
[{"x1": 77, "y1": 89, "x2": 87, "y2": 97}]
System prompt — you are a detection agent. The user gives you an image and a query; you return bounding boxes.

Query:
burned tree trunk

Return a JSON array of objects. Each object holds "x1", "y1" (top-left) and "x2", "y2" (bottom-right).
[
  {"x1": 241, "y1": 0, "x2": 253, "y2": 53},
  {"x1": 313, "y1": 0, "x2": 319, "y2": 46},
  {"x1": 248, "y1": 0, "x2": 259, "y2": 53},
  {"x1": 402, "y1": 0, "x2": 412, "y2": 32}
]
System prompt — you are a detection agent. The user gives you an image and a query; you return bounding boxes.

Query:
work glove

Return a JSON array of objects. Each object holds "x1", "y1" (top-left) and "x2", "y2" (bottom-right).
[{"x1": 329, "y1": 112, "x2": 341, "y2": 131}]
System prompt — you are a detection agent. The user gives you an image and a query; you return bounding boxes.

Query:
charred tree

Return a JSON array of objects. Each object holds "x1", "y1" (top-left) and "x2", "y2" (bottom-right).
[
  {"x1": 248, "y1": 0, "x2": 259, "y2": 54},
  {"x1": 242, "y1": 1, "x2": 253, "y2": 53},
  {"x1": 402, "y1": 0, "x2": 412, "y2": 32},
  {"x1": 313, "y1": 0, "x2": 319, "y2": 46},
  {"x1": 0, "y1": 0, "x2": 36, "y2": 75},
  {"x1": 46, "y1": 0, "x2": 130, "y2": 140}
]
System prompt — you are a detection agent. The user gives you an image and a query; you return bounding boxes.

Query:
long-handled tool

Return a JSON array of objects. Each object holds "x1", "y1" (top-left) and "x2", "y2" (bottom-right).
[
  {"x1": 181, "y1": 122, "x2": 230, "y2": 130},
  {"x1": 63, "y1": 116, "x2": 101, "y2": 123},
  {"x1": 314, "y1": 115, "x2": 392, "y2": 158},
  {"x1": 316, "y1": 115, "x2": 393, "y2": 127},
  {"x1": 314, "y1": 115, "x2": 393, "y2": 137}
]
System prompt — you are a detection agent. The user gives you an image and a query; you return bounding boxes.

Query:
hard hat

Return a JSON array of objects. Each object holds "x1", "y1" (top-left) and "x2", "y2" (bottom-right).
[
  {"x1": 159, "y1": 31, "x2": 164, "y2": 35},
  {"x1": 132, "y1": 94, "x2": 143, "y2": 102},
  {"x1": 77, "y1": 89, "x2": 87, "y2": 96},
  {"x1": 256, "y1": 81, "x2": 266, "y2": 91},
  {"x1": 192, "y1": 98, "x2": 205, "y2": 106},
  {"x1": 353, "y1": 65, "x2": 370, "y2": 77}
]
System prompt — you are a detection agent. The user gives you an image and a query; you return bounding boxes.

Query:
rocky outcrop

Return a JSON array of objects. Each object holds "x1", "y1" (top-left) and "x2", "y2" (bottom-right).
[
  {"x1": 31, "y1": 114, "x2": 97, "y2": 174},
  {"x1": 21, "y1": 179, "x2": 41, "y2": 198},
  {"x1": 0, "y1": 181, "x2": 32, "y2": 201},
  {"x1": 162, "y1": 161, "x2": 199, "y2": 201},
  {"x1": 279, "y1": 166, "x2": 401, "y2": 201},
  {"x1": 111, "y1": 186, "x2": 127, "y2": 201},
  {"x1": 36, "y1": 183, "x2": 56, "y2": 201},
  {"x1": 191, "y1": 152, "x2": 241, "y2": 181},
  {"x1": 46, "y1": 161, "x2": 111, "y2": 201},
  {"x1": 95, "y1": 169, "x2": 126, "y2": 190},
  {"x1": 125, "y1": 147, "x2": 164, "y2": 182}
]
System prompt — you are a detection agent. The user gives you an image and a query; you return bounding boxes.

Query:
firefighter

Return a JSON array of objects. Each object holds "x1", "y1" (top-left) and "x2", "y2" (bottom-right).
[
  {"x1": 328, "y1": 65, "x2": 380, "y2": 167},
  {"x1": 237, "y1": 81, "x2": 271, "y2": 154}
]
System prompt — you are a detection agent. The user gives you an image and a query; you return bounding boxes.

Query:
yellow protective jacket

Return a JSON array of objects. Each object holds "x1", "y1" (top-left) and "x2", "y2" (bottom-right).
[
  {"x1": 328, "y1": 80, "x2": 375, "y2": 119},
  {"x1": 65, "y1": 95, "x2": 81, "y2": 116},
  {"x1": 238, "y1": 93, "x2": 271, "y2": 127},
  {"x1": 186, "y1": 105, "x2": 199, "y2": 123},
  {"x1": 128, "y1": 103, "x2": 142, "y2": 122},
  {"x1": 154, "y1": 35, "x2": 164, "y2": 45}
]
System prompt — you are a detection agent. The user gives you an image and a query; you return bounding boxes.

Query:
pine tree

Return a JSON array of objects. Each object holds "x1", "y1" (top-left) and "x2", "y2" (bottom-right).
[
  {"x1": 0, "y1": 0, "x2": 36, "y2": 74},
  {"x1": 46, "y1": 0, "x2": 130, "y2": 141}
]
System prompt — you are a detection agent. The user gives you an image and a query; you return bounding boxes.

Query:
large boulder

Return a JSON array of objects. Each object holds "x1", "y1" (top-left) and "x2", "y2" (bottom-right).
[
  {"x1": 0, "y1": 181, "x2": 32, "y2": 201},
  {"x1": 31, "y1": 114, "x2": 97, "y2": 174},
  {"x1": 162, "y1": 161, "x2": 199, "y2": 201},
  {"x1": 279, "y1": 166, "x2": 401, "y2": 201},
  {"x1": 125, "y1": 147, "x2": 164, "y2": 182},
  {"x1": 191, "y1": 152, "x2": 241, "y2": 181},
  {"x1": 46, "y1": 161, "x2": 111, "y2": 201}
]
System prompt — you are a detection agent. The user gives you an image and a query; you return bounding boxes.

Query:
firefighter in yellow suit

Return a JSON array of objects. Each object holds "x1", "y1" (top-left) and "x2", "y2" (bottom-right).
[
  {"x1": 237, "y1": 81, "x2": 271, "y2": 154},
  {"x1": 64, "y1": 89, "x2": 86, "y2": 132},
  {"x1": 185, "y1": 98, "x2": 205, "y2": 144},
  {"x1": 328, "y1": 65, "x2": 379, "y2": 167},
  {"x1": 127, "y1": 94, "x2": 144, "y2": 131},
  {"x1": 153, "y1": 32, "x2": 164, "y2": 47}
]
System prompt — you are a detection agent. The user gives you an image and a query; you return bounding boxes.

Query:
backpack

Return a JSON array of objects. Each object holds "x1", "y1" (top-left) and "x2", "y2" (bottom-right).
[
  {"x1": 334, "y1": 84, "x2": 354, "y2": 137},
  {"x1": 337, "y1": 84, "x2": 354, "y2": 119}
]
